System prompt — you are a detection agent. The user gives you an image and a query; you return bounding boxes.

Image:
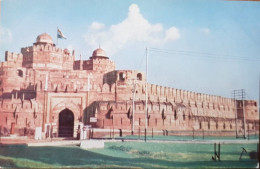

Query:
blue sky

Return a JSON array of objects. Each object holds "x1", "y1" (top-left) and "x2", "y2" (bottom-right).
[{"x1": 0, "y1": 0, "x2": 260, "y2": 101}]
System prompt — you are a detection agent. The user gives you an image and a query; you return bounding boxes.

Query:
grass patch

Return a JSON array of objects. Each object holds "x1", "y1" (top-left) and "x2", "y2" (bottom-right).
[
  {"x1": 0, "y1": 141, "x2": 258, "y2": 168},
  {"x1": 0, "y1": 155, "x2": 57, "y2": 168},
  {"x1": 0, "y1": 156, "x2": 17, "y2": 167}
]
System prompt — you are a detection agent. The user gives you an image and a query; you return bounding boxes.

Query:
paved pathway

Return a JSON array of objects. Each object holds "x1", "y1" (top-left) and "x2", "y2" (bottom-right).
[{"x1": 1, "y1": 136, "x2": 258, "y2": 147}]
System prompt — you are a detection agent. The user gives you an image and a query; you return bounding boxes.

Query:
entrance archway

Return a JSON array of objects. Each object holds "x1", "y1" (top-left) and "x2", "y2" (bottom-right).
[{"x1": 58, "y1": 109, "x2": 74, "y2": 137}]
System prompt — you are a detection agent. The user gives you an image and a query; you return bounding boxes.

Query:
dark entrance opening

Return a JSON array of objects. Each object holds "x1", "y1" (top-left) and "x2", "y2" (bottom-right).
[{"x1": 58, "y1": 109, "x2": 74, "y2": 137}]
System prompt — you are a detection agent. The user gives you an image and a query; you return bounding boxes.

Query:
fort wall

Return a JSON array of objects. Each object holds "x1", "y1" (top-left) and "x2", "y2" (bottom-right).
[{"x1": 0, "y1": 33, "x2": 258, "y2": 138}]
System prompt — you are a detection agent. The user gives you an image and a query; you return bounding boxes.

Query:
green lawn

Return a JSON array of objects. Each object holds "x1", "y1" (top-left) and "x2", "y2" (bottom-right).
[{"x1": 0, "y1": 141, "x2": 258, "y2": 168}]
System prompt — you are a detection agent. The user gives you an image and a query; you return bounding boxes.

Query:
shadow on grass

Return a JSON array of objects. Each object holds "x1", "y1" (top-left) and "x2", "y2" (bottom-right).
[
  {"x1": 0, "y1": 144, "x2": 258, "y2": 168},
  {"x1": 0, "y1": 157, "x2": 18, "y2": 168}
]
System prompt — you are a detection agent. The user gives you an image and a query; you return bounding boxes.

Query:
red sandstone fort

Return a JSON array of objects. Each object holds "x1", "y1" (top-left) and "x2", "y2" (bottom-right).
[{"x1": 0, "y1": 33, "x2": 259, "y2": 139}]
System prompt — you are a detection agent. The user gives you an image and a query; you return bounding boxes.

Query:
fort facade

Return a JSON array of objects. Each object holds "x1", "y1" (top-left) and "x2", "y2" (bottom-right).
[{"x1": 0, "y1": 33, "x2": 259, "y2": 138}]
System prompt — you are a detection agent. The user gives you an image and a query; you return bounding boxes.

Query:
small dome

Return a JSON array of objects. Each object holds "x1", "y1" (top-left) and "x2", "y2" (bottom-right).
[
  {"x1": 92, "y1": 48, "x2": 107, "y2": 58},
  {"x1": 64, "y1": 49, "x2": 70, "y2": 55},
  {"x1": 36, "y1": 33, "x2": 53, "y2": 44}
]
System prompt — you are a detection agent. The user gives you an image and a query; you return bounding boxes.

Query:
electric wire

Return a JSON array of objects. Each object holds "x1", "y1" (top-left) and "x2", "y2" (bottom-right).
[
  {"x1": 137, "y1": 50, "x2": 146, "y2": 71},
  {"x1": 149, "y1": 47, "x2": 260, "y2": 62}
]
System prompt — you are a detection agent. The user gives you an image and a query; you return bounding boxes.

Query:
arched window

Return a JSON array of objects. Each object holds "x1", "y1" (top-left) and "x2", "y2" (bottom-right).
[
  {"x1": 17, "y1": 69, "x2": 23, "y2": 77},
  {"x1": 137, "y1": 73, "x2": 142, "y2": 80},
  {"x1": 119, "y1": 72, "x2": 125, "y2": 81},
  {"x1": 174, "y1": 110, "x2": 177, "y2": 120}
]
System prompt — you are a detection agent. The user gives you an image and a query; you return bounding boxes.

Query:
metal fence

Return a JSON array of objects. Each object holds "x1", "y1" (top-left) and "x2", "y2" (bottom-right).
[{"x1": 89, "y1": 128, "x2": 259, "y2": 141}]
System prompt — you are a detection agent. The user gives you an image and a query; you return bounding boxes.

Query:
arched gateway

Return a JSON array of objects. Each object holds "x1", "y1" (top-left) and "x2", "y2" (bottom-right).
[{"x1": 58, "y1": 109, "x2": 74, "y2": 137}]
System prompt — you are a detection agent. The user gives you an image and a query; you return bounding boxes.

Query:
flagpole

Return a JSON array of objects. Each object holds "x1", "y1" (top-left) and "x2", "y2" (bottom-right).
[
  {"x1": 56, "y1": 27, "x2": 58, "y2": 46},
  {"x1": 145, "y1": 47, "x2": 148, "y2": 142}
]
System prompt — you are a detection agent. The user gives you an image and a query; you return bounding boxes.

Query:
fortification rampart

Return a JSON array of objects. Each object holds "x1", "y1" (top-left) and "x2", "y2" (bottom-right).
[
  {"x1": 21, "y1": 43, "x2": 75, "y2": 70},
  {"x1": 0, "y1": 33, "x2": 258, "y2": 138}
]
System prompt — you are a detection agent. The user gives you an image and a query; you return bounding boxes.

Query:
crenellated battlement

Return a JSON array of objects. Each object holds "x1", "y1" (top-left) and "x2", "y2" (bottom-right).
[
  {"x1": 5, "y1": 51, "x2": 23, "y2": 62},
  {"x1": 21, "y1": 44, "x2": 74, "y2": 57},
  {"x1": 21, "y1": 43, "x2": 75, "y2": 70},
  {"x1": 147, "y1": 83, "x2": 235, "y2": 107},
  {"x1": 4, "y1": 51, "x2": 23, "y2": 67},
  {"x1": 92, "y1": 58, "x2": 115, "y2": 65}
]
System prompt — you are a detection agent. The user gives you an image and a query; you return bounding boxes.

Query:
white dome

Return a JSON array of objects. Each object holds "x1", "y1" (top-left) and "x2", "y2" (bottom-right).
[
  {"x1": 92, "y1": 48, "x2": 107, "y2": 58},
  {"x1": 36, "y1": 33, "x2": 53, "y2": 44}
]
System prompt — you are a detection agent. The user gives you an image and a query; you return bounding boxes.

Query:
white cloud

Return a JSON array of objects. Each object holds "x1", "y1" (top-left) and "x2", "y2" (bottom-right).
[
  {"x1": 0, "y1": 26, "x2": 12, "y2": 44},
  {"x1": 199, "y1": 28, "x2": 211, "y2": 35},
  {"x1": 164, "y1": 27, "x2": 180, "y2": 42},
  {"x1": 84, "y1": 4, "x2": 180, "y2": 56},
  {"x1": 90, "y1": 22, "x2": 105, "y2": 31}
]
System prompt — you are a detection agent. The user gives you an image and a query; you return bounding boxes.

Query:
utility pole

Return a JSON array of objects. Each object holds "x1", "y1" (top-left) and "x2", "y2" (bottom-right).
[
  {"x1": 132, "y1": 79, "x2": 136, "y2": 135},
  {"x1": 87, "y1": 74, "x2": 90, "y2": 119},
  {"x1": 86, "y1": 74, "x2": 93, "y2": 123},
  {"x1": 145, "y1": 47, "x2": 148, "y2": 142},
  {"x1": 0, "y1": 0, "x2": 2, "y2": 25},
  {"x1": 242, "y1": 89, "x2": 246, "y2": 139},
  {"x1": 231, "y1": 89, "x2": 247, "y2": 139},
  {"x1": 42, "y1": 73, "x2": 48, "y2": 133},
  {"x1": 232, "y1": 91, "x2": 238, "y2": 138}
]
